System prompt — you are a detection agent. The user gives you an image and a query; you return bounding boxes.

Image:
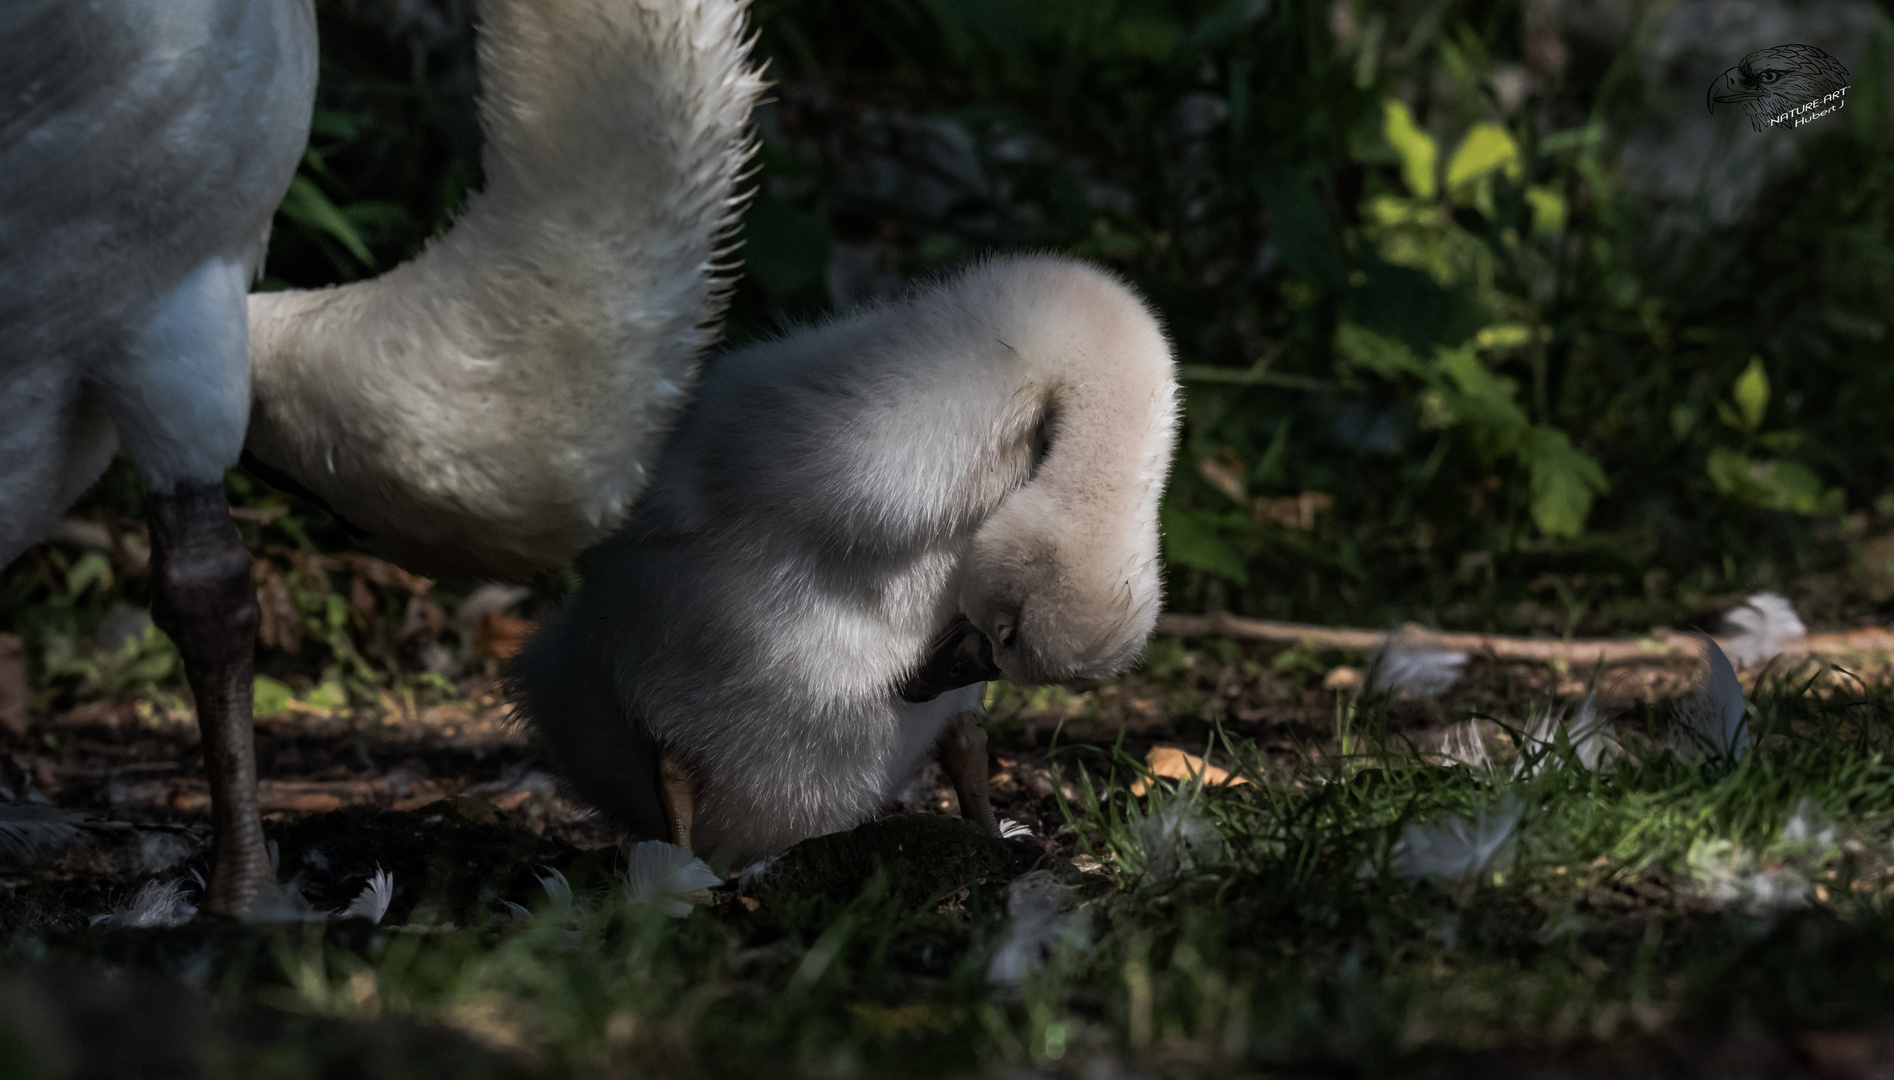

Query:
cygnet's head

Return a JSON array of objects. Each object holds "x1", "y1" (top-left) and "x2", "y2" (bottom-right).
[
  {"x1": 886, "y1": 255, "x2": 1177, "y2": 700},
  {"x1": 951, "y1": 258, "x2": 1178, "y2": 689},
  {"x1": 959, "y1": 482, "x2": 1164, "y2": 688}
]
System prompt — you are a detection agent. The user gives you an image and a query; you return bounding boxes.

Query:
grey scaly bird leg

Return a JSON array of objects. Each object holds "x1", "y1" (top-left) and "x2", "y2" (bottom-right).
[
  {"x1": 659, "y1": 748, "x2": 695, "y2": 850},
  {"x1": 938, "y1": 712, "x2": 1001, "y2": 836},
  {"x1": 147, "y1": 481, "x2": 269, "y2": 918}
]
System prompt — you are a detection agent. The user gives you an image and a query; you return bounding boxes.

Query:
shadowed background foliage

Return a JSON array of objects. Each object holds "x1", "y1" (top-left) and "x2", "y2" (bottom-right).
[{"x1": 23, "y1": 0, "x2": 1894, "y2": 649}]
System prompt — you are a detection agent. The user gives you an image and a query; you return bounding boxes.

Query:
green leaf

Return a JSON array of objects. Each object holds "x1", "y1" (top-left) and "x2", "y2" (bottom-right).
[
  {"x1": 1707, "y1": 448, "x2": 1842, "y2": 515},
  {"x1": 1473, "y1": 324, "x2": 1534, "y2": 349},
  {"x1": 1518, "y1": 426, "x2": 1608, "y2": 538},
  {"x1": 1525, "y1": 186, "x2": 1567, "y2": 233},
  {"x1": 64, "y1": 551, "x2": 114, "y2": 599},
  {"x1": 1732, "y1": 357, "x2": 1770, "y2": 433},
  {"x1": 1445, "y1": 122, "x2": 1521, "y2": 191},
  {"x1": 1435, "y1": 346, "x2": 1530, "y2": 450},
  {"x1": 254, "y1": 675, "x2": 295, "y2": 719},
  {"x1": 1334, "y1": 323, "x2": 1424, "y2": 378},
  {"x1": 1252, "y1": 420, "x2": 1292, "y2": 488},
  {"x1": 278, "y1": 176, "x2": 376, "y2": 268},
  {"x1": 1669, "y1": 403, "x2": 1699, "y2": 440},
  {"x1": 1339, "y1": 256, "x2": 1493, "y2": 353},
  {"x1": 1160, "y1": 505, "x2": 1250, "y2": 586},
  {"x1": 1116, "y1": 15, "x2": 1181, "y2": 61},
  {"x1": 304, "y1": 668, "x2": 350, "y2": 712},
  {"x1": 1381, "y1": 100, "x2": 1438, "y2": 199}
]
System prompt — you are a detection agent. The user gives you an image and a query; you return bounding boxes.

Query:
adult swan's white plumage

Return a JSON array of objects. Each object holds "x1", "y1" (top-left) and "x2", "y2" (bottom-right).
[
  {"x1": 246, "y1": 0, "x2": 765, "y2": 579},
  {"x1": 4, "y1": 0, "x2": 760, "y2": 916},
  {"x1": 517, "y1": 256, "x2": 1181, "y2": 870}
]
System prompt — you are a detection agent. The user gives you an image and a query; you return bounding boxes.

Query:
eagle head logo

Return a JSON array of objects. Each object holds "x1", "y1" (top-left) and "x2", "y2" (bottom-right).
[{"x1": 1708, "y1": 44, "x2": 1850, "y2": 131}]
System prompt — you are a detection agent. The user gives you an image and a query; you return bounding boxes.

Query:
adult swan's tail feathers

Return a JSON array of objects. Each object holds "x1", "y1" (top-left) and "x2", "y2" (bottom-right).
[{"x1": 246, "y1": 0, "x2": 764, "y2": 579}]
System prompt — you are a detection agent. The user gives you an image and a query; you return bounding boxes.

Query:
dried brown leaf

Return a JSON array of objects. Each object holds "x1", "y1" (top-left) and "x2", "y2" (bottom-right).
[
  {"x1": 475, "y1": 613, "x2": 535, "y2": 661},
  {"x1": 1129, "y1": 746, "x2": 1251, "y2": 796}
]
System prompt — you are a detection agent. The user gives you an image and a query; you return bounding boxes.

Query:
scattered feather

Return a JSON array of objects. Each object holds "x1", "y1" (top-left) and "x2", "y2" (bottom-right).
[
  {"x1": 1686, "y1": 838, "x2": 1809, "y2": 914},
  {"x1": 1373, "y1": 631, "x2": 1468, "y2": 698},
  {"x1": 1392, "y1": 797, "x2": 1523, "y2": 894},
  {"x1": 736, "y1": 854, "x2": 779, "y2": 890},
  {"x1": 622, "y1": 842, "x2": 722, "y2": 917},
  {"x1": 986, "y1": 870, "x2": 1088, "y2": 984},
  {"x1": 536, "y1": 866, "x2": 575, "y2": 922},
  {"x1": 500, "y1": 899, "x2": 533, "y2": 922},
  {"x1": 1721, "y1": 591, "x2": 1806, "y2": 667},
  {"x1": 1779, "y1": 797, "x2": 1838, "y2": 851},
  {"x1": 132, "y1": 831, "x2": 193, "y2": 875},
  {"x1": 1688, "y1": 799, "x2": 1839, "y2": 914},
  {"x1": 0, "y1": 802, "x2": 86, "y2": 863},
  {"x1": 1677, "y1": 635, "x2": 1748, "y2": 759},
  {"x1": 245, "y1": 875, "x2": 322, "y2": 923},
  {"x1": 457, "y1": 584, "x2": 533, "y2": 626},
  {"x1": 1127, "y1": 799, "x2": 1224, "y2": 886},
  {"x1": 91, "y1": 878, "x2": 196, "y2": 929},
  {"x1": 1514, "y1": 695, "x2": 1616, "y2": 777},
  {"x1": 236, "y1": 839, "x2": 325, "y2": 923},
  {"x1": 1435, "y1": 720, "x2": 1491, "y2": 770},
  {"x1": 997, "y1": 820, "x2": 1035, "y2": 840},
  {"x1": 336, "y1": 868, "x2": 394, "y2": 925}
]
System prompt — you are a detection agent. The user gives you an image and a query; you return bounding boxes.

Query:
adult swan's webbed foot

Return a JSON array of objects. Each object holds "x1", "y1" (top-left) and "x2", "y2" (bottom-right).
[
  {"x1": 938, "y1": 713, "x2": 1001, "y2": 837},
  {"x1": 148, "y1": 481, "x2": 269, "y2": 918}
]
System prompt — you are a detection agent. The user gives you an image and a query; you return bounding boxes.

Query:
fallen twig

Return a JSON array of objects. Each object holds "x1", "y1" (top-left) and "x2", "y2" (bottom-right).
[{"x1": 1154, "y1": 612, "x2": 1894, "y2": 668}]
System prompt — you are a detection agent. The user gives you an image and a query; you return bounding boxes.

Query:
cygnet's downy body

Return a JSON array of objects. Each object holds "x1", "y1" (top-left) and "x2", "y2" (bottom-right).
[{"x1": 517, "y1": 256, "x2": 1179, "y2": 869}]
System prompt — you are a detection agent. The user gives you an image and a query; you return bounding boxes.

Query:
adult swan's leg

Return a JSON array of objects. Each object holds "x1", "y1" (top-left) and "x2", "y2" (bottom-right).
[
  {"x1": 101, "y1": 256, "x2": 272, "y2": 918},
  {"x1": 148, "y1": 482, "x2": 269, "y2": 916}
]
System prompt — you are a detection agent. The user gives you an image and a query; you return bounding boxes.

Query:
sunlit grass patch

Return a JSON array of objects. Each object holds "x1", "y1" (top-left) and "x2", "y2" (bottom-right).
[{"x1": 13, "y1": 661, "x2": 1894, "y2": 1076}]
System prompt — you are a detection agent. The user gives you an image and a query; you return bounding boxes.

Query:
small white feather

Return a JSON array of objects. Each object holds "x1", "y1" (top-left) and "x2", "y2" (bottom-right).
[
  {"x1": 1721, "y1": 592, "x2": 1806, "y2": 667},
  {"x1": 337, "y1": 868, "x2": 394, "y2": 925},
  {"x1": 1514, "y1": 695, "x2": 1615, "y2": 776},
  {"x1": 1127, "y1": 800, "x2": 1223, "y2": 887},
  {"x1": 244, "y1": 875, "x2": 322, "y2": 923},
  {"x1": 0, "y1": 802, "x2": 86, "y2": 863},
  {"x1": 997, "y1": 819, "x2": 1035, "y2": 840},
  {"x1": 622, "y1": 841, "x2": 723, "y2": 918},
  {"x1": 91, "y1": 878, "x2": 196, "y2": 929},
  {"x1": 1678, "y1": 635, "x2": 1748, "y2": 759},
  {"x1": 1373, "y1": 632, "x2": 1468, "y2": 698},
  {"x1": 986, "y1": 870, "x2": 1087, "y2": 985},
  {"x1": 536, "y1": 866, "x2": 575, "y2": 922},
  {"x1": 1392, "y1": 797, "x2": 1523, "y2": 889},
  {"x1": 1436, "y1": 720, "x2": 1491, "y2": 770}
]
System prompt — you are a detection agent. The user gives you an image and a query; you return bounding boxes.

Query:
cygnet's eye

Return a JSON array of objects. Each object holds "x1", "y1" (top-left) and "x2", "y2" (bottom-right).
[{"x1": 994, "y1": 612, "x2": 1018, "y2": 649}]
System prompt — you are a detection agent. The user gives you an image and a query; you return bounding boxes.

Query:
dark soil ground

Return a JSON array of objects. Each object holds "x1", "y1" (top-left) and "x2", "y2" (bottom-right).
[{"x1": 4, "y1": 634, "x2": 1894, "y2": 1078}]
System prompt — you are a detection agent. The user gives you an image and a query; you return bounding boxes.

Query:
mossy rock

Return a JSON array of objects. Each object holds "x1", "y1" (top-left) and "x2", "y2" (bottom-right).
[{"x1": 748, "y1": 814, "x2": 1046, "y2": 914}]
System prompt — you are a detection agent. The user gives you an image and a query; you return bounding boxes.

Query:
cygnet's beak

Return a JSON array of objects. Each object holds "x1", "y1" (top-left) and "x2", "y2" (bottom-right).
[{"x1": 900, "y1": 615, "x2": 1002, "y2": 703}]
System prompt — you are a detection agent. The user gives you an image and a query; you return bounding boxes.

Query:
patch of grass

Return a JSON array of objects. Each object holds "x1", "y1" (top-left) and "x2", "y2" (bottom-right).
[{"x1": 14, "y1": 666, "x2": 1894, "y2": 1076}]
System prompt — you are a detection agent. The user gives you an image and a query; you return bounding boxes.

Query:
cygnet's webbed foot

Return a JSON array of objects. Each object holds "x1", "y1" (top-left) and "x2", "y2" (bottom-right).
[
  {"x1": 659, "y1": 748, "x2": 696, "y2": 851},
  {"x1": 938, "y1": 713, "x2": 1001, "y2": 836},
  {"x1": 147, "y1": 481, "x2": 270, "y2": 919}
]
